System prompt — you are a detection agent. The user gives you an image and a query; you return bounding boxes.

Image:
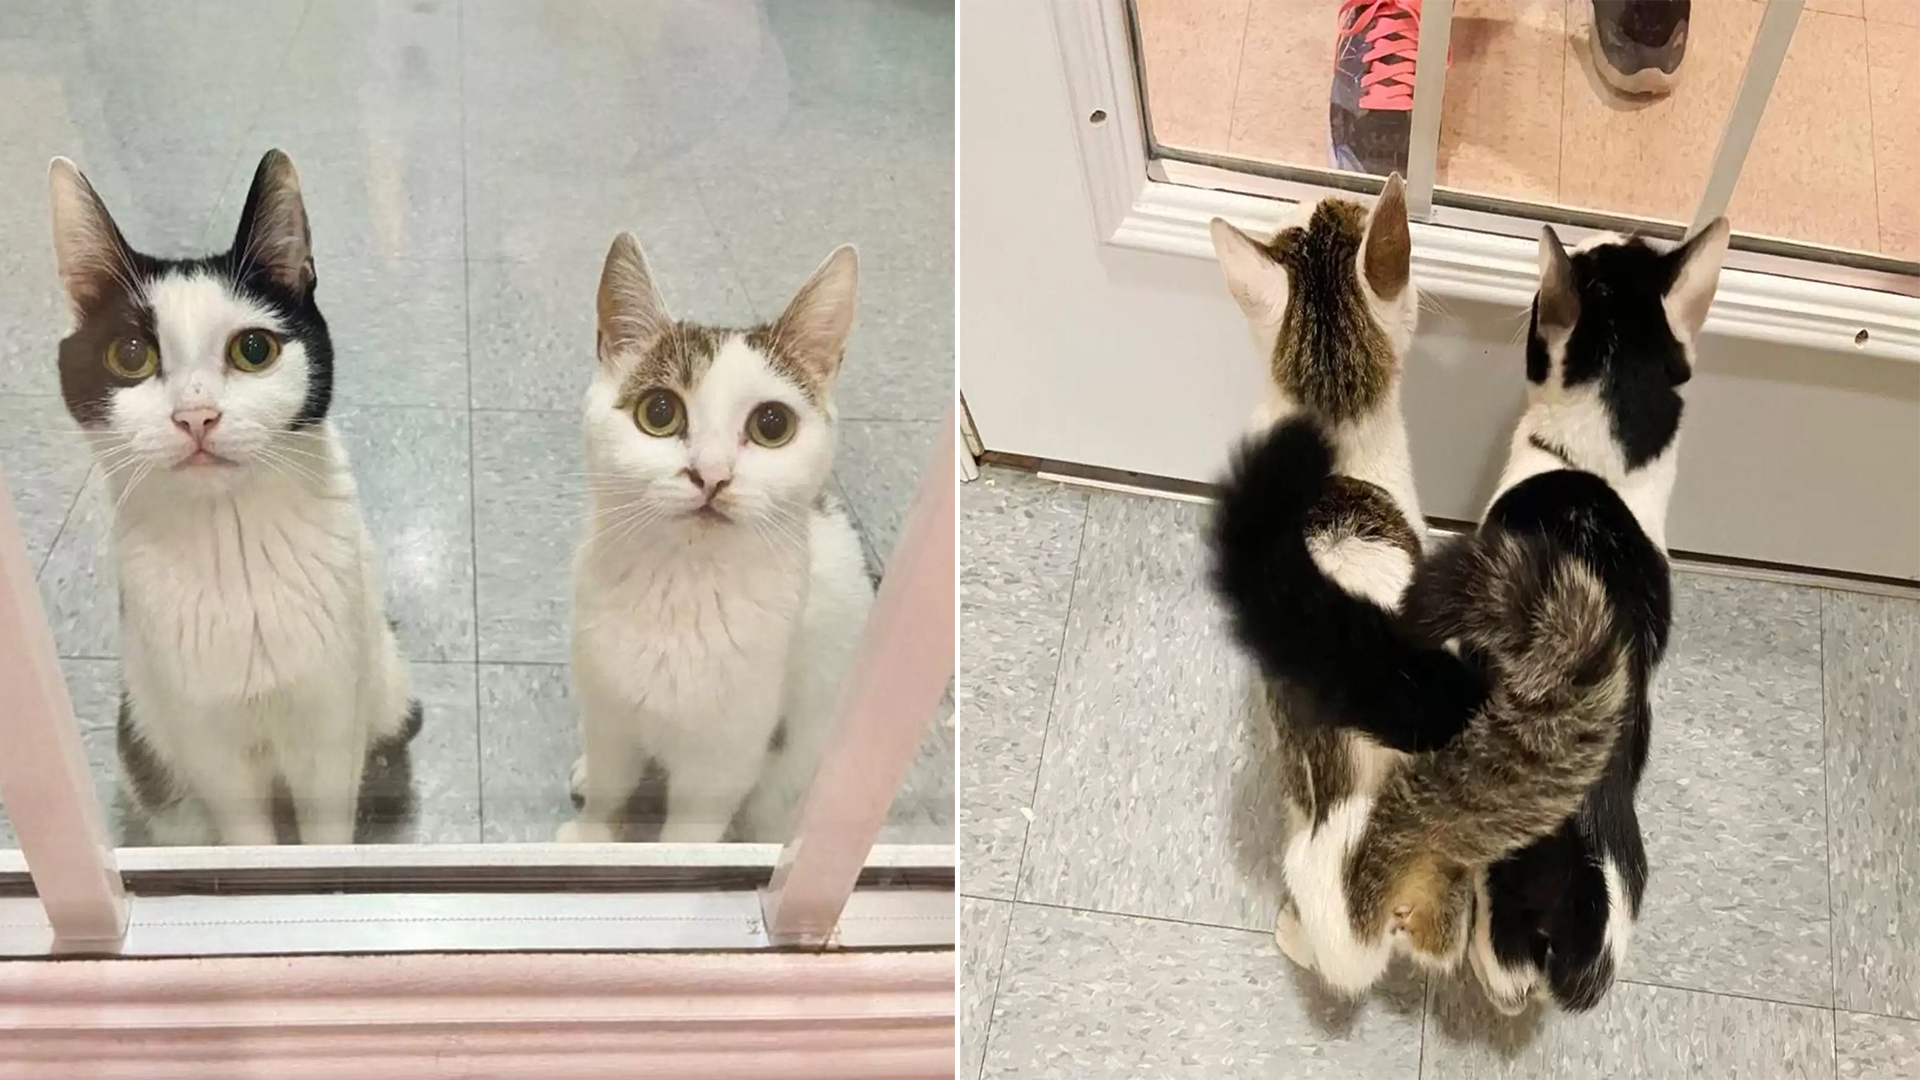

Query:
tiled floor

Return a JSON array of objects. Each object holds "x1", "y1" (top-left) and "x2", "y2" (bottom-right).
[
  {"x1": 960, "y1": 466, "x2": 1920, "y2": 1079},
  {"x1": 1135, "y1": 0, "x2": 1920, "y2": 260},
  {"x1": 0, "y1": 0, "x2": 954, "y2": 847}
]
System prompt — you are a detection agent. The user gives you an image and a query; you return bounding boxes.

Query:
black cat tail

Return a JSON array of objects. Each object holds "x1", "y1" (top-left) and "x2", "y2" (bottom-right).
[{"x1": 1208, "y1": 417, "x2": 1485, "y2": 753}]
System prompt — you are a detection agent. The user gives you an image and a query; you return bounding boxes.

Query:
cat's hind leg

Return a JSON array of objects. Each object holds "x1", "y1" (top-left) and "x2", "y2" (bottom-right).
[
  {"x1": 1468, "y1": 871, "x2": 1538, "y2": 1016},
  {"x1": 1275, "y1": 899, "x2": 1318, "y2": 971}
]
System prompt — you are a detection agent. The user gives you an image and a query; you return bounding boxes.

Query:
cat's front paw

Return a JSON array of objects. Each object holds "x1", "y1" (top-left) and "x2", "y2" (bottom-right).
[
  {"x1": 569, "y1": 754, "x2": 587, "y2": 809},
  {"x1": 555, "y1": 819, "x2": 619, "y2": 844}
]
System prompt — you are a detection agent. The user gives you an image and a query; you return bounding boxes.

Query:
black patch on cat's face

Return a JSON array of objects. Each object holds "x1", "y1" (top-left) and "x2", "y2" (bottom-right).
[
  {"x1": 1526, "y1": 237, "x2": 1690, "y2": 470},
  {"x1": 55, "y1": 158, "x2": 333, "y2": 432}
]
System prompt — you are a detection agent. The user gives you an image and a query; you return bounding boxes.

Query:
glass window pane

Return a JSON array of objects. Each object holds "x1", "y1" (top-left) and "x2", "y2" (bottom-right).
[
  {"x1": 1727, "y1": 3, "x2": 1912, "y2": 259},
  {"x1": 0, "y1": 0, "x2": 954, "y2": 862},
  {"x1": 1137, "y1": 0, "x2": 1420, "y2": 181}
]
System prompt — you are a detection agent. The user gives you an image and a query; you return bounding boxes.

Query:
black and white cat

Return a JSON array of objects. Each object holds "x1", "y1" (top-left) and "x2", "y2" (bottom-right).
[
  {"x1": 559, "y1": 233, "x2": 874, "y2": 844},
  {"x1": 48, "y1": 150, "x2": 419, "y2": 845},
  {"x1": 1466, "y1": 219, "x2": 1730, "y2": 1012}
]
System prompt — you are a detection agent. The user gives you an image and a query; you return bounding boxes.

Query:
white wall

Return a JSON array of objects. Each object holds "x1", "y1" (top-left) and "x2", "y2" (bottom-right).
[{"x1": 959, "y1": 0, "x2": 1920, "y2": 581}]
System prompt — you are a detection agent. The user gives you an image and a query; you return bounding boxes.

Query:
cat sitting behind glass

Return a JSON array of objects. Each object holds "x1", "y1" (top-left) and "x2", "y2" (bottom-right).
[
  {"x1": 47, "y1": 151, "x2": 420, "y2": 845},
  {"x1": 559, "y1": 234, "x2": 874, "y2": 843}
]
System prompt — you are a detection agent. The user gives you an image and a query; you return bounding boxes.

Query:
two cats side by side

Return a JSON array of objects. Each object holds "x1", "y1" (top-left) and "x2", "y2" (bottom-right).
[
  {"x1": 1202, "y1": 174, "x2": 1730, "y2": 1014},
  {"x1": 44, "y1": 148, "x2": 871, "y2": 848}
]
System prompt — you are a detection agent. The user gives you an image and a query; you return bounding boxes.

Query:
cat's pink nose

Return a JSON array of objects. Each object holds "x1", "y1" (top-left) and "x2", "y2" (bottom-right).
[
  {"x1": 173, "y1": 408, "x2": 222, "y2": 444},
  {"x1": 684, "y1": 465, "x2": 732, "y2": 499}
]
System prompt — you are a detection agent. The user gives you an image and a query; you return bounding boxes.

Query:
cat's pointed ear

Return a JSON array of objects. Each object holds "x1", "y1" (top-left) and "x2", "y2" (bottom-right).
[
  {"x1": 231, "y1": 150, "x2": 314, "y2": 294},
  {"x1": 1362, "y1": 172, "x2": 1410, "y2": 300},
  {"x1": 597, "y1": 232, "x2": 671, "y2": 371},
  {"x1": 1536, "y1": 226, "x2": 1579, "y2": 335},
  {"x1": 1209, "y1": 217, "x2": 1287, "y2": 325},
  {"x1": 768, "y1": 244, "x2": 858, "y2": 384},
  {"x1": 1665, "y1": 217, "x2": 1729, "y2": 340},
  {"x1": 48, "y1": 157, "x2": 136, "y2": 320}
]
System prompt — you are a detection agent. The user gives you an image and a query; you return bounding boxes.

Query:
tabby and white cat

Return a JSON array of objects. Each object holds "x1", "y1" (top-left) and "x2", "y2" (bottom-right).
[
  {"x1": 1467, "y1": 220, "x2": 1728, "y2": 1014},
  {"x1": 1207, "y1": 177, "x2": 1632, "y2": 997},
  {"x1": 559, "y1": 234, "x2": 874, "y2": 844},
  {"x1": 48, "y1": 150, "x2": 418, "y2": 845}
]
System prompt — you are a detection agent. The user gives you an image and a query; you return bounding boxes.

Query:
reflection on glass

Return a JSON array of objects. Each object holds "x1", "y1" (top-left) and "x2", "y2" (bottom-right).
[
  {"x1": 1136, "y1": 0, "x2": 1421, "y2": 178},
  {"x1": 1137, "y1": 0, "x2": 1915, "y2": 260},
  {"x1": 0, "y1": 1, "x2": 955, "y2": 850}
]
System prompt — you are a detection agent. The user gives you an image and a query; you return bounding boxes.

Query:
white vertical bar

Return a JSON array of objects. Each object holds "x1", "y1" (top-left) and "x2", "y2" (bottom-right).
[
  {"x1": 1691, "y1": 0, "x2": 1804, "y2": 238},
  {"x1": 0, "y1": 461, "x2": 127, "y2": 949},
  {"x1": 1403, "y1": 0, "x2": 1454, "y2": 218},
  {"x1": 762, "y1": 411, "x2": 957, "y2": 947}
]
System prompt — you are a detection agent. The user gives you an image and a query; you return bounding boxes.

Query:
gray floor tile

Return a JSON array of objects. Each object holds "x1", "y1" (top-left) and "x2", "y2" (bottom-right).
[
  {"x1": 334, "y1": 406, "x2": 476, "y2": 663},
  {"x1": 323, "y1": 259, "x2": 470, "y2": 408},
  {"x1": 273, "y1": 0, "x2": 462, "y2": 130},
  {"x1": 477, "y1": 662, "x2": 577, "y2": 843},
  {"x1": 838, "y1": 419, "x2": 941, "y2": 569},
  {"x1": 402, "y1": 661, "x2": 483, "y2": 845},
  {"x1": 1626, "y1": 572, "x2": 1833, "y2": 1005},
  {"x1": 1018, "y1": 493, "x2": 1289, "y2": 932},
  {"x1": 0, "y1": 395, "x2": 91, "y2": 570},
  {"x1": 1825, "y1": 592, "x2": 1920, "y2": 1019},
  {"x1": 959, "y1": 469, "x2": 1089, "y2": 899},
  {"x1": 459, "y1": 0, "x2": 775, "y2": 180},
  {"x1": 0, "y1": 1, "x2": 301, "y2": 253},
  {"x1": 1423, "y1": 975, "x2": 1837, "y2": 1080},
  {"x1": 960, "y1": 896, "x2": 1012, "y2": 1080},
  {"x1": 471, "y1": 409, "x2": 581, "y2": 663},
  {"x1": 0, "y1": 249, "x2": 69, "y2": 397},
  {"x1": 882, "y1": 687, "x2": 957, "y2": 844},
  {"x1": 1837, "y1": 1010, "x2": 1920, "y2": 1079},
  {"x1": 465, "y1": 252, "x2": 752, "y2": 412},
  {"x1": 985, "y1": 903, "x2": 1425, "y2": 1080},
  {"x1": 36, "y1": 469, "x2": 117, "y2": 658},
  {"x1": 206, "y1": 126, "x2": 466, "y2": 264}
]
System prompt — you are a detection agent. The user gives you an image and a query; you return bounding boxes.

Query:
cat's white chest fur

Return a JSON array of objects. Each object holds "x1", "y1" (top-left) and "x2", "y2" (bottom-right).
[
  {"x1": 572, "y1": 527, "x2": 806, "y2": 733},
  {"x1": 117, "y1": 474, "x2": 365, "y2": 701}
]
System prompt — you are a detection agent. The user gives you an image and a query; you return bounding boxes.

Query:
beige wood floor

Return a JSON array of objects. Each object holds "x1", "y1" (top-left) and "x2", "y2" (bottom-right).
[{"x1": 1137, "y1": 0, "x2": 1920, "y2": 260}]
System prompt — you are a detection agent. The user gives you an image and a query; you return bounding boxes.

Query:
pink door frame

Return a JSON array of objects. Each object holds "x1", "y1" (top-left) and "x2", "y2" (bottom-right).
[{"x1": 0, "y1": 949, "x2": 956, "y2": 1078}]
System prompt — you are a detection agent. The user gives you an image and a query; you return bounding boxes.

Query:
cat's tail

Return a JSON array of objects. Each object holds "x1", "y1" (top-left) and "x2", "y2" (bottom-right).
[
  {"x1": 1208, "y1": 417, "x2": 1486, "y2": 753},
  {"x1": 1394, "y1": 532, "x2": 1632, "y2": 868}
]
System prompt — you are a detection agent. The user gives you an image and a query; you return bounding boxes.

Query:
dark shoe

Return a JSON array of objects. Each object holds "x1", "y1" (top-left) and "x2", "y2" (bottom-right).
[
  {"x1": 1330, "y1": 0, "x2": 1424, "y2": 175},
  {"x1": 1589, "y1": 0, "x2": 1690, "y2": 95}
]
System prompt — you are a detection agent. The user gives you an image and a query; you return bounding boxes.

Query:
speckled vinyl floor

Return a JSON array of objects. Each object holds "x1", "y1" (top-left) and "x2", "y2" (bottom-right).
[
  {"x1": 959, "y1": 466, "x2": 1920, "y2": 1080},
  {"x1": 0, "y1": 0, "x2": 954, "y2": 848}
]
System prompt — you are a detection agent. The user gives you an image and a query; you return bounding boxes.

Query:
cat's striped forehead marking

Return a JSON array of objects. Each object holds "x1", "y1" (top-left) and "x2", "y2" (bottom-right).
[
  {"x1": 1261, "y1": 198, "x2": 1394, "y2": 423},
  {"x1": 615, "y1": 320, "x2": 832, "y2": 406}
]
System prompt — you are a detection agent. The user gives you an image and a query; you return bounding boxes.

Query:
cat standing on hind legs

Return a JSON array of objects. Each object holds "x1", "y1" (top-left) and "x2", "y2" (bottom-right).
[
  {"x1": 48, "y1": 150, "x2": 420, "y2": 845},
  {"x1": 561, "y1": 233, "x2": 874, "y2": 844}
]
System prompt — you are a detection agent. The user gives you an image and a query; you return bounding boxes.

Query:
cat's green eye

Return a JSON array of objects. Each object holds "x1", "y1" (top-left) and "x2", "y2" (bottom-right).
[
  {"x1": 635, "y1": 389, "x2": 686, "y2": 438},
  {"x1": 746, "y1": 402, "x2": 796, "y2": 448},
  {"x1": 104, "y1": 336, "x2": 158, "y2": 381},
  {"x1": 227, "y1": 329, "x2": 281, "y2": 373}
]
